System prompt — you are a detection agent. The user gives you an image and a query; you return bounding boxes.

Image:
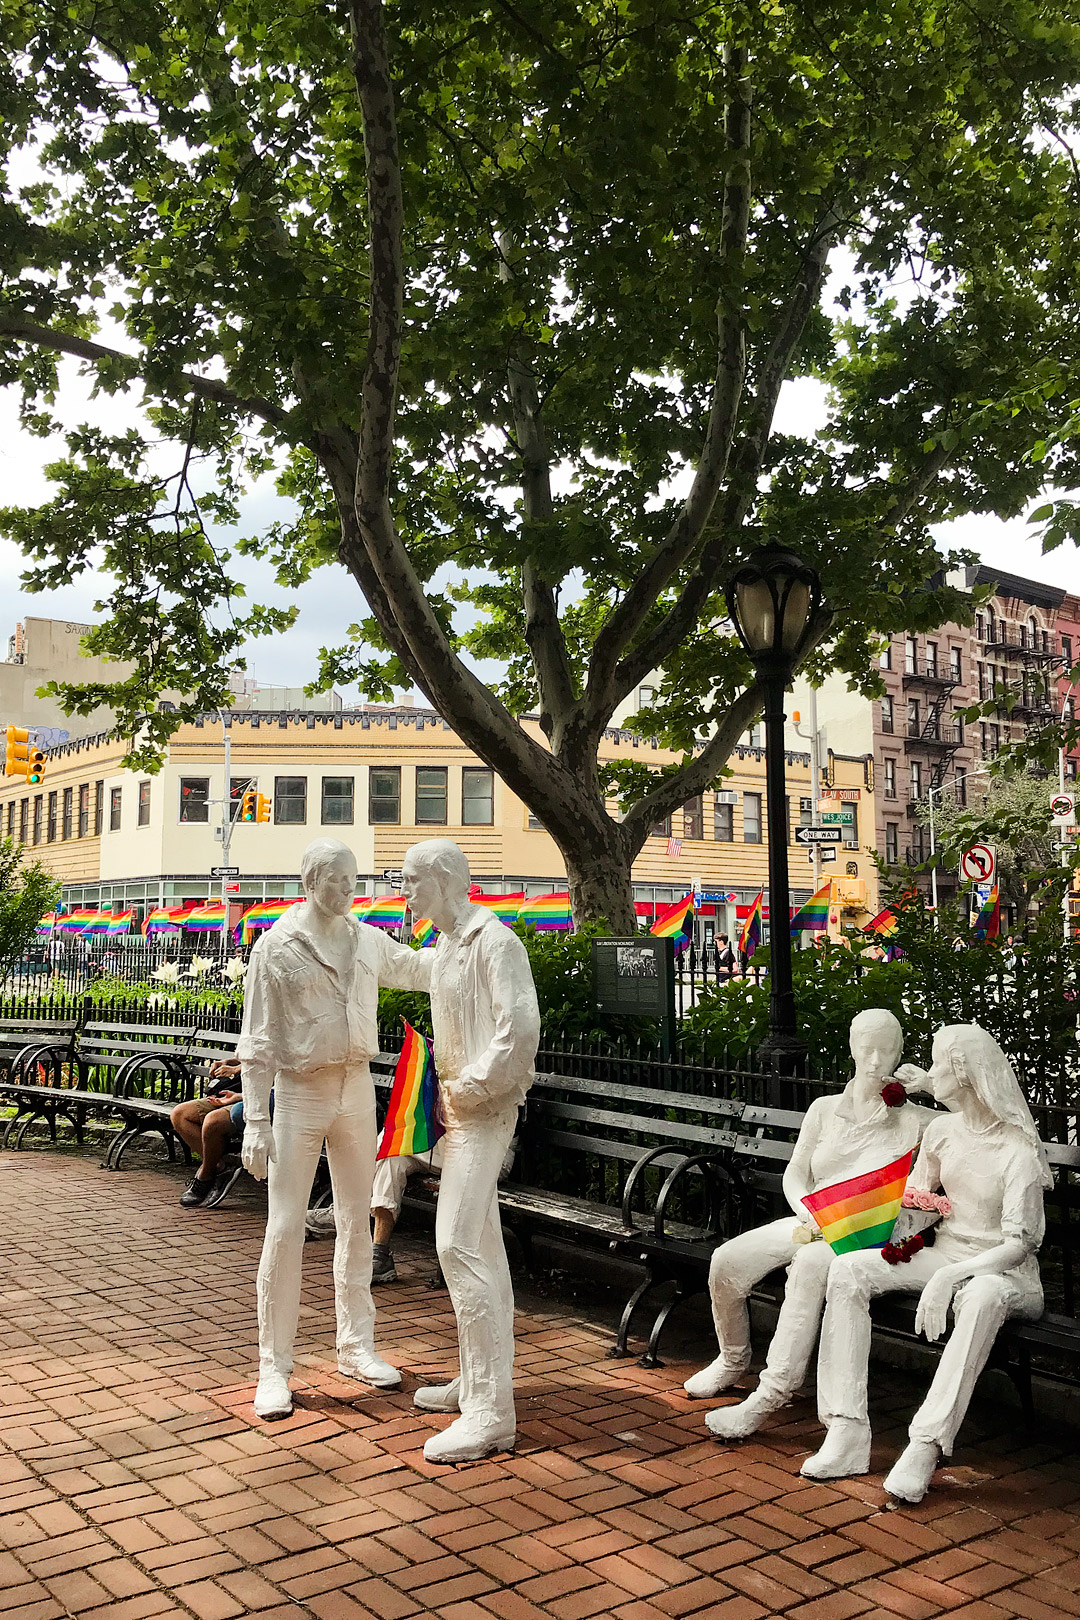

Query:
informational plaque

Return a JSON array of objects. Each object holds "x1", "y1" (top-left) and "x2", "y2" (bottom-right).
[{"x1": 591, "y1": 936, "x2": 677, "y2": 1053}]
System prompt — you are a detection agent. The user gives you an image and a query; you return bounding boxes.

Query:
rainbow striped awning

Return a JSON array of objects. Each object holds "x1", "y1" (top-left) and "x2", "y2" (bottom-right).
[
  {"x1": 802, "y1": 1148, "x2": 914, "y2": 1255},
  {"x1": 517, "y1": 892, "x2": 572, "y2": 931},
  {"x1": 376, "y1": 1021, "x2": 444, "y2": 1159},
  {"x1": 790, "y1": 883, "x2": 831, "y2": 936}
]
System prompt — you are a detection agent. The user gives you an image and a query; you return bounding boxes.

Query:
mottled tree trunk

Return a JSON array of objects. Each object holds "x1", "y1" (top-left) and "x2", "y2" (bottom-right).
[{"x1": 563, "y1": 837, "x2": 639, "y2": 935}]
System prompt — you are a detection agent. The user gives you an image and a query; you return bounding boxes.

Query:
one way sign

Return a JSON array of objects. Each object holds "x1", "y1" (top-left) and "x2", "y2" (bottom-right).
[{"x1": 795, "y1": 826, "x2": 843, "y2": 845}]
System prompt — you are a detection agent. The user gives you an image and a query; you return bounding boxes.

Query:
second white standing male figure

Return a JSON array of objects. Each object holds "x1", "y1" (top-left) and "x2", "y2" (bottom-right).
[
  {"x1": 237, "y1": 838, "x2": 432, "y2": 1420},
  {"x1": 401, "y1": 839, "x2": 541, "y2": 1464}
]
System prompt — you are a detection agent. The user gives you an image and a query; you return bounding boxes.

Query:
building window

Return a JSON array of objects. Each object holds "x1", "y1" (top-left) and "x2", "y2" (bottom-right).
[
  {"x1": 951, "y1": 647, "x2": 962, "y2": 681},
  {"x1": 1063, "y1": 634, "x2": 1073, "y2": 666},
  {"x1": 638, "y1": 685, "x2": 655, "y2": 708},
  {"x1": 109, "y1": 786, "x2": 122, "y2": 831},
  {"x1": 683, "y1": 796, "x2": 703, "y2": 840},
  {"x1": 33, "y1": 796, "x2": 42, "y2": 845},
  {"x1": 415, "y1": 767, "x2": 448, "y2": 825},
  {"x1": 462, "y1": 766, "x2": 494, "y2": 825},
  {"x1": 926, "y1": 641, "x2": 938, "y2": 678},
  {"x1": 1068, "y1": 758, "x2": 1078, "y2": 781},
  {"x1": 650, "y1": 813, "x2": 672, "y2": 838},
  {"x1": 910, "y1": 761, "x2": 923, "y2": 799},
  {"x1": 958, "y1": 773, "x2": 967, "y2": 805},
  {"x1": 986, "y1": 609, "x2": 996, "y2": 644},
  {"x1": 78, "y1": 784, "x2": 89, "y2": 838},
  {"x1": 19, "y1": 799, "x2": 28, "y2": 844},
  {"x1": 881, "y1": 695, "x2": 894, "y2": 734},
  {"x1": 275, "y1": 776, "x2": 308, "y2": 825},
  {"x1": 885, "y1": 822, "x2": 899, "y2": 864},
  {"x1": 62, "y1": 787, "x2": 73, "y2": 840},
  {"x1": 907, "y1": 699, "x2": 921, "y2": 738},
  {"x1": 94, "y1": 781, "x2": 104, "y2": 836},
  {"x1": 321, "y1": 776, "x2": 354, "y2": 824},
  {"x1": 714, "y1": 802, "x2": 733, "y2": 841},
  {"x1": 5, "y1": 802, "x2": 12, "y2": 840},
  {"x1": 368, "y1": 767, "x2": 400, "y2": 824},
  {"x1": 988, "y1": 723, "x2": 1000, "y2": 756},
  {"x1": 179, "y1": 777, "x2": 210, "y2": 823},
  {"x1": 905, "y1": 636, "x2": 918, "y2": 674},
  {"x1": 884, "y1": 758, "x2": 896, "y2": 799},
  {"x1": 743, "y1": 792, "x2": 762, "y2": 842},
  {"x1": 800, "y1": 796, "x2": 814, "y2": 828},
  {"x1": 952, "y1": 712, "x2": 964, "y2": 745},
  {"x1": 137, "y1": 781, "x2": 151, "y2": 827},
  {"x1": 47, "y1": 791, "x2": 58, "y2": 842},
  {"x1": 911, "y1": 824, "x2": 926, "y2": 861},
  {"x1": 976, "y1": 613, "x2": 985, "y2": 641},
  {"x1": 880, "y1": 642, "x2": 892, "y2": 671}
]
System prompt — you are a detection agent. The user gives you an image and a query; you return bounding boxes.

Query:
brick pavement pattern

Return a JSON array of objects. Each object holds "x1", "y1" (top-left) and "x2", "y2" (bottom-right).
[{"x1": 0, "y1": 1148, "x2": 1077, "y2": 1620}]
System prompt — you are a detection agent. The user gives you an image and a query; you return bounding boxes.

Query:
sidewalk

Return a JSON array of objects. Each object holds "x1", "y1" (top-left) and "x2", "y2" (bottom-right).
[{"x1": 0, "y1": 1146, "x2": 1078, "y2": 1620}]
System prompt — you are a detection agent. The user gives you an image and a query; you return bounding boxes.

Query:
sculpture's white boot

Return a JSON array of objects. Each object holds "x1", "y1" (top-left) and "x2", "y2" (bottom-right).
[
  {"x1": 884, "y1": 1440, "x2": 940, "y2": 1504},
  {"x1": 414, "y1": 1377, "x2": 461, "y2": 1413},
  {"x1": 254, "y1": 1371, "x2": 293, "y2": 1420},
  {"x1": 423, "y1": 1414, "x2": 515, "y2": 1464},
  {"x1": 337, "y1": 1347, "x2": 402, "y2": 1389},
  {"x1": 683, "y1": 1355, "x2": 752, "y2": 1399},
  {"x1": 706, "y1": 1388, "x2": 784, "y2": 1440},
  {"x1": 800, "y1": 1419, "x2": 872, "y2": 1480}
]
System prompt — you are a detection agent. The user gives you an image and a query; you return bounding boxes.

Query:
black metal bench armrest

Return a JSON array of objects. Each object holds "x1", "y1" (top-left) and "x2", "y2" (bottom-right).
[
  {"x1": 621, "y1": 1143, "x2": 708, "y2": 1232},
  {"x1": 12, "y1": 1043, "x2": 87, "y2": 1087},
  {"x1": 653, "y1": 1151, "x2": 741, "y2": 1243},
  {"x1": 116, "y1": 1053, "x2": 193, "y2": 1100}
]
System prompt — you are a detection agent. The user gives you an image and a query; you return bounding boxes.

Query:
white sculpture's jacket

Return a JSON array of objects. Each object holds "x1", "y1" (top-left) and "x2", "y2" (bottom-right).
[
  {"x1": 429, "y1": 907, "x2": 540, "y2": 1123},
  {"x1": 237, "y1": 906, "x2": 433, "y2": 1121}
]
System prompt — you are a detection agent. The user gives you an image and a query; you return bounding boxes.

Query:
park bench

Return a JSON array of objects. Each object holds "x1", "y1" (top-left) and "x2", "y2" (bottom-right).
[
  {"x1": 102, "y1": 1025, "x2": 239, "y2": 1170},
  {"x1": 0, "y1": 1015, "x2": 79, "y2": 1086}
]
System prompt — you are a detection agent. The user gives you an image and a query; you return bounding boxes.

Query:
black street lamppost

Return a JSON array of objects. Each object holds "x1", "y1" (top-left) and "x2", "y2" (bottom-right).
[{"x1": 726, "y1": 546, "x2": 826, "y2": 1079}]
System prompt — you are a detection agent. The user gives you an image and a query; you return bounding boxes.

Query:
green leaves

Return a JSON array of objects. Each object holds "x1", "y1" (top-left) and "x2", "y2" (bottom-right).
[{"x1": 0, "y1": 839, "x2": 61, "y2": 971}]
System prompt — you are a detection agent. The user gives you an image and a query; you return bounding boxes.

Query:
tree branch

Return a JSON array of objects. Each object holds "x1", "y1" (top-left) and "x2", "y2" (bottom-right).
[
  {"x1": 584, "y1": 44, "x2": 751, "y2": 724},
  {"x1": 0, "y1": 311, "x2": 293, "y2": 430}
]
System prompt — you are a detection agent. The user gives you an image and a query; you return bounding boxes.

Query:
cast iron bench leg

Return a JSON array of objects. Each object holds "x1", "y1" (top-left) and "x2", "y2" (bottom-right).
[
  {"x1": 638, "y1": 1277, "x2": 699, "y2": 1369},
  {"x1": 609, "y1": 1268, "x2": 660, "y2": 1360}
]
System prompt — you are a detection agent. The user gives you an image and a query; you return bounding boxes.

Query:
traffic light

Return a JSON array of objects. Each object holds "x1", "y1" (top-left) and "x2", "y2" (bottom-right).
[
  {"x1": 4, "y1": 727, "x2": 29, "y2": 778},
  {"x1": 26, "y1": 745, "x2": 45, "y2": 785},
  {"x1": 256, "y1": 793, "x2": 271, "y2": 823},
  {"x1": 240, "y1": 788, "x2": 257, "y2": 822}
]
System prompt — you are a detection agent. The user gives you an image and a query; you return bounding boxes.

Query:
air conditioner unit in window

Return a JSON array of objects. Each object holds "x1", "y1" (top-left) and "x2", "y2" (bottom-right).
[
  {"x1": 843, "y1": 839, "x2": 859, "y2": 850},
  {"x1": 716, "y1": 790, "x2": 739, "y2": 804}
]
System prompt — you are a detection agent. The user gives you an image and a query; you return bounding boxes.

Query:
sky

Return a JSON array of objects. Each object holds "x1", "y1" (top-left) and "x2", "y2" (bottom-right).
[{"x1": 1, "y1": 361, "x2": 1077, "y2": 700}]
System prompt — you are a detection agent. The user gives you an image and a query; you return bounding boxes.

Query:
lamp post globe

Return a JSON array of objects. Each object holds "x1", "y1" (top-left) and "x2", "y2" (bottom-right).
[{"x1": 725, "y1": 545, "x2": 825, "y2": 1088}]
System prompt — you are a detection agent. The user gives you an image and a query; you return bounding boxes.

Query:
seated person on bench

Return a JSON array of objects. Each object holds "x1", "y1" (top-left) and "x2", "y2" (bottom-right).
[
  {"x1": 170, "y1": 1059, "x2": 256, "y2": 1210},
  {"x1": 366, "y1": 1128, "x2": 518, "y2": 1283}
]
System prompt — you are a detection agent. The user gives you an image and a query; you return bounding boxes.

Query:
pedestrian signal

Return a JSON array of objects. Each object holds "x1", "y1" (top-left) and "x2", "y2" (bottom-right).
[
  {"x1": 240, "y1": 788, "x2": 257, "y2": 822},
  {"x1": 4, "y1": 727, "x2": 30, "y2": 778},
  {"x1": 256, "y1": 793, "x2": 271, "y2": 823}
]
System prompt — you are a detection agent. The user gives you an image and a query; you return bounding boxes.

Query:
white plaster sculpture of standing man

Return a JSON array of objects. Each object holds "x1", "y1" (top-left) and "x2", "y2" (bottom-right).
[
  {"x1": 802, "y1": 1023, "x2": 1049, "y2": 1502},
  {"x1": 237, "y1": 837, "x2": 432, "y2": 1420},
  {"x1": 400, "y1": 839, "x2": 541, "y2": 1463},
  {"x1": 685, "y1": 1008, "x2": 934, "y2": 1439}
]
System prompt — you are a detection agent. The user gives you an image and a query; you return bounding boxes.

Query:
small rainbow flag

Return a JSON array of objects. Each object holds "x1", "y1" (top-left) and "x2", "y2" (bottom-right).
[
  {"x1": 738, "y1": 890, "x2": 763, "y2": 957},
  {"x1": 35, "y1": 912, "x2": 58, "y2": 936},
  {"x1": 104, "y1": 910, "x2": 135, "y2": 936},
  {"x1": 80, "y1": 910, "x2": 115, "y2": 935},
  {"x1": 58, "y1": 908, "x2": 98, "y2": 934},
  {"x1": 471, "y1": 891, "x2": 525, "y2": 925},
  {"x1": 650, "y1": 894, "x2": 695, "y2": 953},
  {"x1": 184, "y1": 901, "x2": 227, "y2": 933},
  {"x1": 350, "y1": 896, "x2": 372, "y2": 917},
  {"x1": 362, "y1": 894, "x2": 408, "y2": 930},
  {"x1": 972, "y1": 883, "x2": 1000, "y2": 941},
  {"x1": 790, "y1": 883, "x2": 831, "y2": 937},
  {"x1": 411, "y1": 916, "x2": 438, "y2": 948},
  {"x1": 235, "y1": 898, "x2": 303, "y2": 945},
  {"x1": 143, "y1": 906, "x2": 190, "y2": 937},
  {"x1": 517, "y1": 892, "x2": 573, "y2": 931},
  {"x1": 863, "y1": 908, "x2": 898, "y2": 938},
  {"x1": 802, "y1": 1148, "x2": 914, "y2": 1254},
  {"x1": 376, "y1": 1021, "x2": 444, "y2": 1160}
]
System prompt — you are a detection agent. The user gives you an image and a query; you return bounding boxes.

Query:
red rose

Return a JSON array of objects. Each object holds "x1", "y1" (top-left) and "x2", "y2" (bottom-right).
[
  {"x1": 881, "y1": 1081, "x2": 906, "y2": 1108},
  {"x1": 882, "y1": 1243, "x2": 901, "y2": 1265}
]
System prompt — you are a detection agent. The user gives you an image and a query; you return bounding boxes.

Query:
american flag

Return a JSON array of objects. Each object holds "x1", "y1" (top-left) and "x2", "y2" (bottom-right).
[{"x1": 666, "y1": 837, "x2": 683, "y2": 857}]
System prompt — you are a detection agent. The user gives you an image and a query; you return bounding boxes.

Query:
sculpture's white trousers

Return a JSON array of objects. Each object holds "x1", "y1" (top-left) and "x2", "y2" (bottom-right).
[
  {"x1": 705, "y1": 1217, "x2": 835, "y2": 1401},
  {"x1": 256, "y1": 1064, "x2": 378, "y2": 1378},
  {"x1": 372, "y1": 1139, "x2": 446, "y2": 1217},
  {"x1": 436, "y1": 1104, "x2": 518, "y2": 1429},
  {"x1": 816, "y1": 1247, "x2": 1043, "y2": 1454}
]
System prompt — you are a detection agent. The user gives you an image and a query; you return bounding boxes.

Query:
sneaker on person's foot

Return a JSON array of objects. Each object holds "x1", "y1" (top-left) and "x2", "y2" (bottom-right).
[
  {"x1": 371, "y1": 1244, "x2": 397, "y2": 1284},
  {"x1": 180, "y1": 1175, "x2": 215, "y2": 1207},
  {"x1": 204, "y1": 1160, "x2": 243, "y2": 1209}
]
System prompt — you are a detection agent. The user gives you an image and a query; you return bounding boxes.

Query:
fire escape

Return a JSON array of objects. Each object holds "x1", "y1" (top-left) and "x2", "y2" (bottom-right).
[
  {"x1": 979, "y1": 621, "x2": 1064, "y2": 772},
  {"x1": 903, "y1": 657, "x2": 961, "y2": 809}
]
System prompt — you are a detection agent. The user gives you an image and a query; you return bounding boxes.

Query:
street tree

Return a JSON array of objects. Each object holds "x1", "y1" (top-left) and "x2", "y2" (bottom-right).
[
  {"x1": 2, "y1": 1, "x2": 1080, "y2": 927},
  {"x1": 0, "y1": 838, "x2": 60, "y2": 971},
  {"x1": 913, "y1": 771, "x2": 1075, "y2": 916}
]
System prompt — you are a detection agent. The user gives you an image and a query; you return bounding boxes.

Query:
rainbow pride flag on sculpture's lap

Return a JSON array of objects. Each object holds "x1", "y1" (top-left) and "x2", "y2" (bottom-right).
[
  {"x1": 802, "y1": 1148, "x2": 914, "y2": 1255},
  {"x1": 738, "y1": 890, "x2": 763, "y2": 958},
  {"x1": 362, "y1": 894, "x2": 408, "y2": 929},
  {"x1": 651, "y1": 893, "x2": 695, "y2": 953},
  {"x1": 236, "y1": 898, "x2": 303, "y2": 945},
  {"x1": 471, "y1": 891, "x2": 525, "y2": 925},
  {"x1": 185, "y1": 901, "x2": 227, "y2": 933},
  {"x1": 789, "y1": 883, "x2": 831, "y2": 937},
  {"x1": 517, "y1": 892, "x2": 573, "y2": 931},
  {"x1": 972, "y1": 883, "x2": 1001, "y2": 942},
  {"x1": 411, "y1": 916, "x2": 438, "y2": 948},
  {"x1": 376, "y1": 1021, "x2": 444, "y2": 1160}
]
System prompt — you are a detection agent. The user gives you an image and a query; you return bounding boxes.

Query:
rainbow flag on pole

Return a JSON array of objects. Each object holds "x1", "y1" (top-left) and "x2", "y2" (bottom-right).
[
  {"x1": 236, "y1": 898, "x2": 303, "y2": 945},
  {"x1": 58, "y1": 908, "x2": 98, "y2": 934},
  {"x1": 789, "y1": 883, "x2": 831, "y2": 937},
  {"x1": 802, "y1": 1149, "x2": 914, "y2": 1254},
  {"x1": 185, "y1": 901, "x2": 227, "y2": 933},
  {"x1": 650, "y1": 893, "x2": 695, "y2": 953},
  {"x1": 517, "y1": 893, "x2": 573, "y2": 931},
  {"x1": 350, "y1": 896, "x2": 372, "y2": 918},
  {"x1": 471, "y1": 891, "x2": 525, "y2": 925},
  {"x1": 143, "y1": 907, "x2": 186, "y2": 937},
  {"x1": 104, "y1": 910, "x2": 135, "y2": 936},
  {"x1": 362, "y1": 894, "x2": 408, "y2": 930},
  {"x1": 972, "y1": 883, "x2": 1000, "y2": 941},
  {"x1": 376, "y1": 1021, "x2": 444, "y2": 1159},
  {"x1": 35, "y1": 912, "x2": 58, "y2": 937},
  {"x1": 411, "y1": 916, "x2": 438, "y2": 948},
  {"x1": 863, "y1": 908, "x2": 898, "y2": 938},
  {"x1": 738, "y1": 891, "x2": 763, "y2": 957}
]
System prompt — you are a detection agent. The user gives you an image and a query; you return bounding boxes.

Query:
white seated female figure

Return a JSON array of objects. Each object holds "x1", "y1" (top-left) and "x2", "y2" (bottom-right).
[
  {"x1": 688, "y1": 1008, "x2": 934, "y2": 1440},
  {"x1": 802, "y1": 1023, "x2": 1049, "y2": 1502}
]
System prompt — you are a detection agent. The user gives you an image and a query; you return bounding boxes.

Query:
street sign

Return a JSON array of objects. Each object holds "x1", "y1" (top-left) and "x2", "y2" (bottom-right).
[
  {"x1": 226, "y1": 883, "x2": 240, "y2": 896},
  {"x1": 795, "y1": 826, "x2": 843, "y2": 845},
  {"x1": 382, "y1": 868, "x2": 403, "y2": 881},
  {"x1": 820, "y1": 788, "x2": 861, "y2": 801},
  {"x1": 1051, "y1": 792, "x2": 1076, "y2": 828},
  {"x1": 960, "y1": 843, "x2": 996, "y2": 884},
  {"x1": 211, "y1": 866, "x2": 240, "y2": 878},
  {"x1": 820, "y1": 809, "x2": 854, "y2": 826},
  {"x1": 818, "y1": 846, "x2": 837, "y2": 864}
]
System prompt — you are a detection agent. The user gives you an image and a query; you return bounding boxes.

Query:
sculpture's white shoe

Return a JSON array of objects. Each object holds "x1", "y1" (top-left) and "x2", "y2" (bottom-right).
[
  {"x1": 884, "y1": 1440, "x2": 940, "y2": 1504},
  {"x1": 705, "y1": 1390, "x2": 783, "y2": 1440},
  {"x1": 423, "y1": 1415, "x2": 515, "y2": 1464},
  {"x1": 253, "y1": 1371, "x2": 293, "y2": 1420},
  {"x1": 683, "y1": 1356, "x2": 751, "y2": 1399},
  {"x1": 414, "y1": 1377, "x2": 461, "y2": 1413},
  {"x1": 800, "y1": 1419, "x2": 872, "y2": 1480},
  {"x1": 337, "y1": 1349, "x2": 402, "y2": 1389}
]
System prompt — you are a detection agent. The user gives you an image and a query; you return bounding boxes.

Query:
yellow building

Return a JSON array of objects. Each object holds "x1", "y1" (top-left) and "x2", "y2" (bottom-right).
[{"x1": 0, "y1": 703, "x2": 879, "y2": 937}]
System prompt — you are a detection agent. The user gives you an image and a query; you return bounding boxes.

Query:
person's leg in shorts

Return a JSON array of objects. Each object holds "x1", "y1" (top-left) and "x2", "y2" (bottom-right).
[
  {"x1": 170, "y1": 1097, "x2": 236, "y2": 1207},
  {"x1": 371, "y1": 1140, "x2": 445, "y2": 1281}
]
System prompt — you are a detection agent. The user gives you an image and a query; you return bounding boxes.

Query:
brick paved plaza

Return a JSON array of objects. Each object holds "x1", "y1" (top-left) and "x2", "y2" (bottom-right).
[{"x1": 1, "y1": 1147, "x2": 1079, "y2": 1620}]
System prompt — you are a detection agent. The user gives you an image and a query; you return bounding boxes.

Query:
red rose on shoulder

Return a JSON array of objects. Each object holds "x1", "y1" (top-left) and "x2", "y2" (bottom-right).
[{"x1": 881, "y1": 1081, "x2": 906, "y2": 1108}]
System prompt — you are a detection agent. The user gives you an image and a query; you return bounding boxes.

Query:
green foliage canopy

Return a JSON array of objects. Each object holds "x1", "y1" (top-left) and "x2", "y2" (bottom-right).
[{"x1": 0, "y1": 837, "x2": 60, "y2": 969}]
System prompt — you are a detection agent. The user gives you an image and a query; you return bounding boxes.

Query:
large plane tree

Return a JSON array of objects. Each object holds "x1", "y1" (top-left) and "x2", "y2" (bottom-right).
[{"x1": 2, "y1": 0, "x2": 1079, "y2": 928}]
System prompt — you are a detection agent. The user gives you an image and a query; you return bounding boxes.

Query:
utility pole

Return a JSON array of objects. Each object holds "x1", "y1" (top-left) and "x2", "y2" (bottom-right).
[
  {"x1": 220, "y1": 715, "x2": 232, "y2": 959},
  {"x1": 809, "y1": 687, "x2": 822, "y2": 894}
]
